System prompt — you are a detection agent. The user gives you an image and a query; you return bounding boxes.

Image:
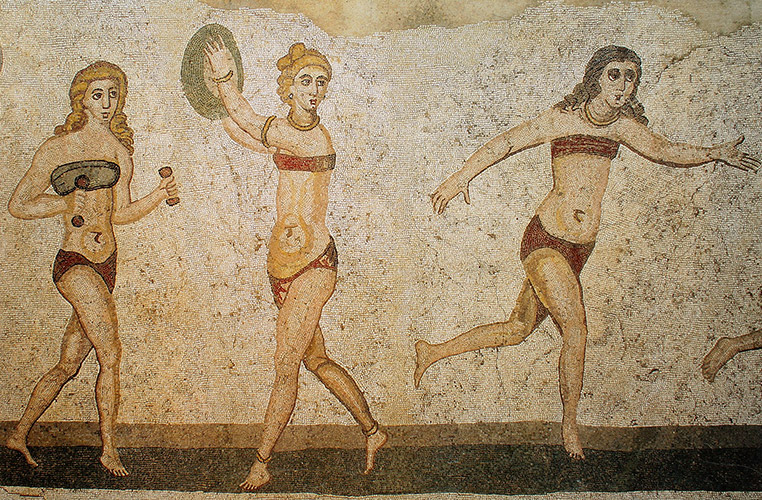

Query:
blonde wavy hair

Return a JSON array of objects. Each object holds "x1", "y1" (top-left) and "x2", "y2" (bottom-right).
[
  {"x1": 54, "y1": 61, "x2": 135, "y2": 155},
  {"x1": 276, "y1": 43, "x2": 332, "y2": 104}
]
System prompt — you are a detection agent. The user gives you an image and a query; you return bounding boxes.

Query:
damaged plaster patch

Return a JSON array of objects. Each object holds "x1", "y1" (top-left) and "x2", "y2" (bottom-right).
[{"x1": 201, "y1": 0, "x2": 760, "y2": 36}]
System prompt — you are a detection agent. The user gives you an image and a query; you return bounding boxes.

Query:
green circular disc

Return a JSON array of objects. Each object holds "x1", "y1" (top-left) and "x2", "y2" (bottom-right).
[{"x1": 181, "y1": 24, "x2": 245, "y2": 120}]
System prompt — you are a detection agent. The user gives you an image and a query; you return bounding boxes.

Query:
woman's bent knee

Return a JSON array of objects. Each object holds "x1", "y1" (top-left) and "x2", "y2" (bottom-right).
[
  {"x1": 94, "y1": 344, "x2": 122, "y2": 370},
  {"x1": 52, "y1": 362, "x2": 81, "y2": 381}
]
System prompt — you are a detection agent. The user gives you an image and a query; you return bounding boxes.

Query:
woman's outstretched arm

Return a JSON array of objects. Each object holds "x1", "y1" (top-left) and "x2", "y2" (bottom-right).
[
  {"x1": 204, "y1": 39, "x2": 270, "y2": 145},
  {"x1": 617, "y1": 119, "x2": 760, "y2": 172},
  {"x1": 221, "y1": 117, "x2": 276, "y2": 153},
  {"x1": 431, "y1": 109, "x2": 556, "y2": 214}
]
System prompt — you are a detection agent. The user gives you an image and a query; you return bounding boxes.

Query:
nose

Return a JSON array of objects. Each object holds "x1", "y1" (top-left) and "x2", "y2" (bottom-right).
[{"x1": 103, "y1": 94, "x2": 112, "y2": 109}]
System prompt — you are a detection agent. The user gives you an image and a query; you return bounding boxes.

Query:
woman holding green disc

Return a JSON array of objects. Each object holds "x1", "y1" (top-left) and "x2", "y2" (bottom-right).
[{"x1": 204, "y1": 39, "x2": 387, "y2": 490}]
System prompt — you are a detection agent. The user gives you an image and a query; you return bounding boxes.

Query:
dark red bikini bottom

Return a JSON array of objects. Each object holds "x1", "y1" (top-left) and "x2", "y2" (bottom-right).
[{"x1": 53, "y1": 249, "x2": 117, "y2": 294}]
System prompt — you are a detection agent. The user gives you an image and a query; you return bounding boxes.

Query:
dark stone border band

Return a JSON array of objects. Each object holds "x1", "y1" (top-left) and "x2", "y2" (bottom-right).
[{"x1": 2, "y1": 421, "x2": 761, "y2": 451}]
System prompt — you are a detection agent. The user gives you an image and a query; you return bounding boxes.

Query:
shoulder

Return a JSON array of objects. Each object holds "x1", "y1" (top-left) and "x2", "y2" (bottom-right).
[
  {"x1": 515, "y1": 106, "x2": 579, "y2": 142},
  {"x1": 268, "y1": 117, "x2": 288, "y2": 132},
  {"x1": 610, "y1": 115, "x2": 651, "y2": 143},
  {"x1": 318, "y1": 123, "x2": 333, "y2": 145},
  {"x1": 32, "y1": 135, "x2": 65, "y2": 167}
]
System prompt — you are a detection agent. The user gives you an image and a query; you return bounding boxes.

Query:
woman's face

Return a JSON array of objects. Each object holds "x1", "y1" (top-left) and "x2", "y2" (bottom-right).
[
  {"x1": 290, "y1": 65, "x2": 329, "y2": 112},
  {"x1": 596, "y1": 61, "x2": 638, "y2": 110},
  {"x1": 82, "y1": 79, "x2": 118, "y2": 125}
]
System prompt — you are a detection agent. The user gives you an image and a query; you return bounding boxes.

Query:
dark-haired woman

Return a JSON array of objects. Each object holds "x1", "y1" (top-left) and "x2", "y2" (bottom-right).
[{"x1": 416, "y1": 45, "x2": 759, "y2": 459}]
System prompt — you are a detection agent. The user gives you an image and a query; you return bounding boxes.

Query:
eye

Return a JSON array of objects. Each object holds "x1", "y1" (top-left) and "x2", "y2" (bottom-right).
[
  {"x1": 316, "y1": 79, "x2": 327, "y2": 87},
  {"x1": 607, "y1": 68, "x2": 621, "y2": 81},
  {"x1": 300, "y1": 77, "x2": 312, "y2": 86},
  {"x1": 92, "y1": 91, "x2": 103, "y2": 100},
  {"x1": 109, "y1": 89, "x2": 118, "y2": 99},
  {"x1": 624, "y1": 69, "x2": 636, "y2": 82}
]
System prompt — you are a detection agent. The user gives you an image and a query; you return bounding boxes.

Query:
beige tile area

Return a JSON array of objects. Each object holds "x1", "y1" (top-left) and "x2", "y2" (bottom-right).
[{"x1": 0, "y1": 0, "x2": 760, "y2": 496}]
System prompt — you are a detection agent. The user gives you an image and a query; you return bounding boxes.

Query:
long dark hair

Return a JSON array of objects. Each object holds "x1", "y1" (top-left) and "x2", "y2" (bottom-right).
[{"x1": 556, "y1": 45, "x2": 648, "y2": 125}]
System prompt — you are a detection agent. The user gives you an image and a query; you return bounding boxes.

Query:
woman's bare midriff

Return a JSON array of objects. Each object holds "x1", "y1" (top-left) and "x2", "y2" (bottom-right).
[
  {"x1": 60, "y1": 187, "x2": 116, "y2": 262},
  {"x1": 535, "y1": 153, "x2": 612, "y2": 244},
  {"x1": 54, "y1": 131, "x2": 120, "y2": 263},
  {"x1": 267, "y1": 168, "x2": 332, "y2": 279}
]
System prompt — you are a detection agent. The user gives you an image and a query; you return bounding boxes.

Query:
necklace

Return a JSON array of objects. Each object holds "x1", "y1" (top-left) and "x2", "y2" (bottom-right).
[
  {"x1": 584, "y1": 101, "x2": 620, "y2": 127},
  {"x1": 287, "y1": 110, "x2": 320, "y2": 131}
]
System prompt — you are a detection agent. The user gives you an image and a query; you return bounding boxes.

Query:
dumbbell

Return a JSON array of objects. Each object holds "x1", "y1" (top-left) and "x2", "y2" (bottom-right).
[{"x1": 159, "y1": 166, "x2": 180, "y2": 206}]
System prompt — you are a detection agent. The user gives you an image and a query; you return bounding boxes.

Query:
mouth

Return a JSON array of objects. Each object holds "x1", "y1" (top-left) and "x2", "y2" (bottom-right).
[{"x1": 309, "y1": 99, "x2": 317, "y2": 107}]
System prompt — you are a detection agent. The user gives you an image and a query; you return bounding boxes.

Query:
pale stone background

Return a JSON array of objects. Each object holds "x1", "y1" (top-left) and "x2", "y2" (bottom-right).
[{"x1": 0, "y1": 0, "x2": 760, "y2": 432}]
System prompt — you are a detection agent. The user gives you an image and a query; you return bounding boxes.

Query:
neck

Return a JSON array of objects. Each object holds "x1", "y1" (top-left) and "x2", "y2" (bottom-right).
[
  {"x1": 288, "y1": 107, "x2": 320, "y2": 131},
  {"x1": 291, "y1": 107, "x2": 316, "y2": 125},
  {"x1": 83, "y1": 117, "x2": 112, "y2": 134},
  {"x1": 585, "y1": 96, "x2": 620, "y2": 126}
]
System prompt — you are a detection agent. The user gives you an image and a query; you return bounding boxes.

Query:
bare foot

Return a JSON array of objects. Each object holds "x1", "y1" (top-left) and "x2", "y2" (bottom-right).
[
  {"x1": 702, "y1": 337, "x2": 737, "y2": 382},
  {"x1": 562, "y1": 420, "x2": 585, "y2": 460},
  {"x1": 414, "y1": 340, "x2": 434, "y2": 388},
  {"x1": 240, "y1": 460, "x2": 271, "y2": 491},
  {"x1": 100, "y1": 451, "x2": 129, "y2": 476},
  {"x1": 6, "y1": 431, "x2": 38, "y2": 468},
  {"x1": 363, "y1": 427, "x2": 388, "y2": 474}
]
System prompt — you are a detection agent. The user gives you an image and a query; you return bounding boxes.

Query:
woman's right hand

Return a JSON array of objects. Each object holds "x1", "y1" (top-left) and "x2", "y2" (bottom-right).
[
  {"x1": 431, "y1": 172, "x2": 471, "y2": 214},
  {"x1": 203, "y1": 36, "x2": 234, "y2": 80},
  {"x1": 159, "y1": 173, "x2": 178, "y2": 200}
]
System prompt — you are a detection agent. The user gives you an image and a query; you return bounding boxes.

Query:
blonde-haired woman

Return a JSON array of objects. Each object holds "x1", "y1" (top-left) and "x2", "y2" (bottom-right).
[
  {"x1": 7, "y1": 61, "x2": 177, "y2": 476},
  {"x1": 205, "y1": 41, "x2": 387, "y2": 490}
]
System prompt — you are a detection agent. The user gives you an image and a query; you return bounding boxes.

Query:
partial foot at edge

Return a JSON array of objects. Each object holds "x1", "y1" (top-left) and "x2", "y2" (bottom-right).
[
  {"x1": 414, "y1": 340, "x2": 433, "y2": 388},
  {"x1": 701, "y1": 337, "x2": 736, "y2": 382}
]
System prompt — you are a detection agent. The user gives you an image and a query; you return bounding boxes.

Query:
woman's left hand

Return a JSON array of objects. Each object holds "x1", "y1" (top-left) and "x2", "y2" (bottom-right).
[
  {"x1": 159, "y1": 174, "x2": 178, "y2": 200},
  {"x1": 712, "y1": 136, "x2": 760, "y2": 172}
]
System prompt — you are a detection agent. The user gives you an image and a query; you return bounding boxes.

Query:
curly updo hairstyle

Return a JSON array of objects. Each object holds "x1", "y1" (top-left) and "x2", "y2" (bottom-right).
[{"x1": 276, "y1": 43, "x2": 332, "y2": 105}]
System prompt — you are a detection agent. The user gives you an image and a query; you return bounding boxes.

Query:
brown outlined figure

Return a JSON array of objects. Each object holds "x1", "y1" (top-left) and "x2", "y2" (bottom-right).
[
  {"x1": 417, "y1": 45, "x2": 759, "y2": 460},
  {"x1": 702, "y1": 328, "x2": 762, "y2": 382},
  {"x1": 6, "y1": 61, "x2": 178, "y2": 476},
  {"x1": 203, "y1": 38, "x2": 387, "y2": 490}
]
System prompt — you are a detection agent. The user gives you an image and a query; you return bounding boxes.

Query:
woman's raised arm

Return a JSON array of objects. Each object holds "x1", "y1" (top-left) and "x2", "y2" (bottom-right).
[
  {"x1": 221, "y1": 117, "x2": 276, "y2": 153},
  {"x1": 204, "y1": 39, "x2": 271, "y2": 145}
]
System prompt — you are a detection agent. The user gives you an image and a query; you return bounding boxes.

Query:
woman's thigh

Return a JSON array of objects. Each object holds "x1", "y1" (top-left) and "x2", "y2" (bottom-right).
[
  {"x1": 276, "y1": 268, "x2": 336, "y2": 357},
  {"x1": 55, "y1": 266, "x2": 120, "y2": 363},
  {"x1": 522, "y1": 248, "x2": 586, "y2": 332}
]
